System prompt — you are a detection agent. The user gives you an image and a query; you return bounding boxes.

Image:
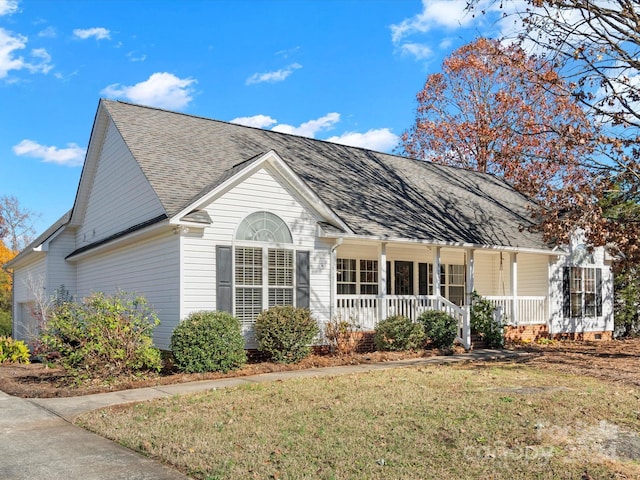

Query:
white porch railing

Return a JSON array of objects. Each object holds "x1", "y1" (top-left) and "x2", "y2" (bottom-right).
[
  {"x1": 335, "y1": 294, "x2": 470, "y2": 349},
  {"x1": 485, "y1": 296, "x2": 547, "y2": 325},
  {"x1": 335, "y1": 295, "x2": 380, "y2": 330}
]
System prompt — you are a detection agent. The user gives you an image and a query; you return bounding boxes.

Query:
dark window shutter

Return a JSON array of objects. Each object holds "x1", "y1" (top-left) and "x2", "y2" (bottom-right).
[
  {"x1": 595, "y1": 268, "x2": 603, "y2": 317},
  {"x1": 296, "y1": 250, "x2": 310, "y2": 309},
  {"x1": 418, "y1": 263, "x2": 428, "y2": 296},
  {"x1": 216, "y1": 245, "x2": 233, "y2": 313},
  {"x1": 386, "y1": 261, "x2": 392, "y2": 295},
  {"x1": 563, "y1": 267, "x2": 571, "y2": 318}
]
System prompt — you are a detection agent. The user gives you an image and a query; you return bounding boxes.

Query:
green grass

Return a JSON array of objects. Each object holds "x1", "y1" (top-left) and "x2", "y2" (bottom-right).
[{"x1": 77, "y1": 363, "x2": 640, "y2": 479}]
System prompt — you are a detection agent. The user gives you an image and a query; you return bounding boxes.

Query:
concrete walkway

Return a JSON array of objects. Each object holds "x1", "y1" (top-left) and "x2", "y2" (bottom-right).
[{"x1": 1, "y1": 349, "x2": 530, "y2": 479}]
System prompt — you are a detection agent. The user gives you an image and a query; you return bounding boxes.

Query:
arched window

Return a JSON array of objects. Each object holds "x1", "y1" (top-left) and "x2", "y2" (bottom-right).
[
  {"x1": 234, "y1": 212, "x2": 296, "y2": 333},
  {"x1": 236, "y1": 211, "x2": 292, "y2": 243},
  {"x1": 572, "y1": 244, "x2": 594, "y2": 265}
]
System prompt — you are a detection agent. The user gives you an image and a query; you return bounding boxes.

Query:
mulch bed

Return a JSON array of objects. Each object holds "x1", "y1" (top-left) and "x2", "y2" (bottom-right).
[{"x1": 1, "y1": 339, "x2": 639, "y2": 398}]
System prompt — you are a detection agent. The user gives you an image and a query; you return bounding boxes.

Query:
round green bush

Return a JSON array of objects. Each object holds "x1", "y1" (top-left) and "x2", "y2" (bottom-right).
[
  {"x1": 419, "y1": 310, "x2": 458, "y2": 350},
  {"x1": 255, "y1": 306, "x2": 319, "y2": 364},
  {"x1": 374, "y1": 315, "x2": 425, "y2": 351},
  {"x1": 171, "y1": 311, "x2": 247, "y2": 373}
]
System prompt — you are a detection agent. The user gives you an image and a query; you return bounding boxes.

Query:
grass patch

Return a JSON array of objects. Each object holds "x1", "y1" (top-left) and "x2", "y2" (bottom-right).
[{"x1": 77, "y1": 363, "x2": 640, "y2": 479}]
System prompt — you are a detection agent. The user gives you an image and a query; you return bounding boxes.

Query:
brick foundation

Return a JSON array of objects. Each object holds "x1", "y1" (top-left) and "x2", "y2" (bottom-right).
[
  {"x1": 505, "y1": 324, "x2": 612, "y2": 342},
  {"x1": 548, "y1": 330, "x2": 613, "y2": 341},
  {"x1": 356, "y1": 332, "x2": 376, "y2": 352},
  {"x1": 505, "y1": 324, "x2": 549, "y2": 342}
]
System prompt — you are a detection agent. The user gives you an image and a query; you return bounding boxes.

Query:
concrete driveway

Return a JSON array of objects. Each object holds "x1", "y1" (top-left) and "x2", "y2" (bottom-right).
[{"x1": 0, "y1": 391, "x2": 188, "y2": 479}]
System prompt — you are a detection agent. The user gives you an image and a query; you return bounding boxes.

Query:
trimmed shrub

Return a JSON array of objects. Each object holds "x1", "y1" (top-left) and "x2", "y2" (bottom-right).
[
  {"x1": 324, "y1": 316, "x2": 363, "y2": 355},
  {"x1": 0, "y1": 336, "x2": 30, "y2": 364},
  {"x1": 470, "y1": 291, "x2": 505, "y2": 348},
  {"x1": 419, "y1": 310, "x2": 458, "y2": 350},
  {"x1": 374, "y1": 315, "x2": 425, "y2": 351},
  {"x1": 171, "y1": 311, "x2": 247, "y2": 373},
  {"x1": 40, "y1": 291, "x2": 162, "y2": 378},
  {"x1": 0, "y1": 310, "x2": 11, "y2": 337},
  {"x1": 255, "y1": 306, "x2": 318, "y2": 364}
]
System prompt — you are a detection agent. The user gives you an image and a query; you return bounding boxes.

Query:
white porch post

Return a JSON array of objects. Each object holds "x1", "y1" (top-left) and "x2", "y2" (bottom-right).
[
  {"x1": 329, "y1": 245, "x2": 337, "y2": 321},
  {"x1": 432, "y1": 246, "x2": 441, "y2": 309},
  {"x1": 466, "y1": 249, "x2": 475, "y2": 305},
  {"x1": 463, "y1": 249, "x2": 475, "y2": 350},
  {"x1": 511, "y1": 252, "x2": 518, "y2": 326},
  {"x1": 379, "y1": 242, "x2": 387, "y2": 321}
]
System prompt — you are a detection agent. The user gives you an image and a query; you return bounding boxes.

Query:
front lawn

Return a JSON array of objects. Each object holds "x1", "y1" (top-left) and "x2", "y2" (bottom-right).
[{"x1": 77, "y1": 362, "x2": 640, "y2": 479}]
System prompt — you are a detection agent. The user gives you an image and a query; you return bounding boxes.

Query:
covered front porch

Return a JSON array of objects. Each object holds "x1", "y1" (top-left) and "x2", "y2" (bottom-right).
[{"x1": 329, "y1": 240, "x2": 554, "y2": 349}]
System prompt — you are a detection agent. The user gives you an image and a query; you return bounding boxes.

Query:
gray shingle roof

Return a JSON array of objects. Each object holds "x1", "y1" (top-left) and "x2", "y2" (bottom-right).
[{"x1": 102, "y1": 99, "x2": 548, "y2": 251}]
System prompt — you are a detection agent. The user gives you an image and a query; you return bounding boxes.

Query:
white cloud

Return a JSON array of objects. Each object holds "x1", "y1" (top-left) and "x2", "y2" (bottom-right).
[
  {"x1": 0, "y1": 0, "x2": 18, "y2": 16},
  {"x1": 231, "y1": 115, "x2": 277, "y2": 129},
  {"x1": 272, "y1": 112, "x2": 340, "y2": 137},
  {"x1": 246, "y1": 63, "x2": 302, "y2": 85},
  {"x1": 13, "y1": 139, "x2": 86, "y2": 167},
  {"x1": 326, "y1": 128, "x2": 399, "y2": 152},
  {"x1": 73, "y1": 27, "x2": 111, "y2": 40},
  {"x1": 126, "y1": 51, "x2": 146, "y2": 62},
  {"x1": 27, "y1": 48, "x2": 52, "y2": 73},
  {"x1": 275, "y1": 46, "x2": 300, "y2": 59},
  {"x1": 398, "y1": 42, "x2": 433, "y2": 60},
  {"x1": 101, "y1": 72, "x2": 197, "y2": 110},
  {"x1": 0, "y1": 28, "x2": 25, "y2": 78},
  {"x1": 390, "y1": 0, "x2": 474, "y2": 44},
  {"x1": 38, "y1": 26, "x2": 57, "y2": 38},
  {"x1": 389, "y1": 0, "x2": 529, "y2": 60},
  {"x1": 230, "y1": 112, "x2": 398, "y2": 152},
  {"x1": 0, "y1": 28, "x2": 53, "y2": 79}
]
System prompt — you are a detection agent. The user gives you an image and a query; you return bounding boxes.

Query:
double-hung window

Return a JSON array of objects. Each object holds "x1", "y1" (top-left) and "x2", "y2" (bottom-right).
[
  {"x1": 268, "y1": 248, "x2": 294, "y2": 306},
  {"x1": 359, "y1": 260, "x2": 379, "y2": 295},
  {"x1": 565, "y1": 266, "x2": 602, "y2": 318},
  {"x1": 418, "y1": 262, "x2": 465, "y2": 305},
  {"x1": 336, "y1": 258, "x2": 357, "y2": 294},
  {"x1": 336, "y1": 258, "x2": 379, "y2": 295}
]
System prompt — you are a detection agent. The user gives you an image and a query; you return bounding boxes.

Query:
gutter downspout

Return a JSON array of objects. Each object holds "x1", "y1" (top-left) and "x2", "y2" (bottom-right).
[{"x1": 328, "y1": 238, "x2": 344, "y2": 322}]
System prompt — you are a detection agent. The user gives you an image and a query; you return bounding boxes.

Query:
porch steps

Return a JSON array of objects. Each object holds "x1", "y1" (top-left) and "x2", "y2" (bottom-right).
[{"x1": 471, "y1": 334, "x2": 487, "y2": 350}]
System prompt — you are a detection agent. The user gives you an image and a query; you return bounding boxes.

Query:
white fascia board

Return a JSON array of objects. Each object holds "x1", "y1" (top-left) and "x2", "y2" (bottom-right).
[
  {"x1": 4, "y1": 224, "x2": 71, "y2": 269},
  {"x1": 169, "y1": 150, "x2": 353, "y2": 234},
  {"x1": 173, "y1": 222, "x2": 209, "y2": 230},
  {"x1": 321, "y1": 233, "x2": 563, "y2": 257},
  {"x1": 4, "y1": 249, "x2": 46, "y2": 270}
]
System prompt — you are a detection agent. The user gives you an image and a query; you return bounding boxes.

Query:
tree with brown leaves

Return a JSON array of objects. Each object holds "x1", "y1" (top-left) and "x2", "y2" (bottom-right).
[
  {"x1": 465, "y1": 0, "x2": 640, "y2": 267},
  {"x1": 400, "y1": 37, "x2": 601, "y2": 245}
]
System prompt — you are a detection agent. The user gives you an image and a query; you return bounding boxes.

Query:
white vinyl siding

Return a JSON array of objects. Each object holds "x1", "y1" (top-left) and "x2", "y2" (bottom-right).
[
  {"x1": 77, "y1": 120, "x2": 165, "y2": 247},
  {"x1": 549, "y1": 238, "x2": 613, "y2": 335},
  {"x1": 76, "y1": 232, "x2": 179, "y2": 349},
  {"x1": 13, "y1": 257, "x2": 46, "y2": 305},
  {"x1": 12, "y1": 256, "x2": 46, "y2": 342},
  {"x1": 46, "y1": 229, "x2": 77, "y2": 295},
  {"x1": 180, "y1": 167, "x2": 332, "y2": 333},
  {"x1": 473, "y1": 252, "x2": 512, "y2": 296},
  {"x1": 517, "y1": 253, "x2": 548, "y2": 297}
]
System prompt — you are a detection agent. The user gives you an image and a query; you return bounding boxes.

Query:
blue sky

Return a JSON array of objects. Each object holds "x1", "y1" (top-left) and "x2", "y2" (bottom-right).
[{"x1": 0, "y1": 0, "x2": 516, "y2": 236}]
